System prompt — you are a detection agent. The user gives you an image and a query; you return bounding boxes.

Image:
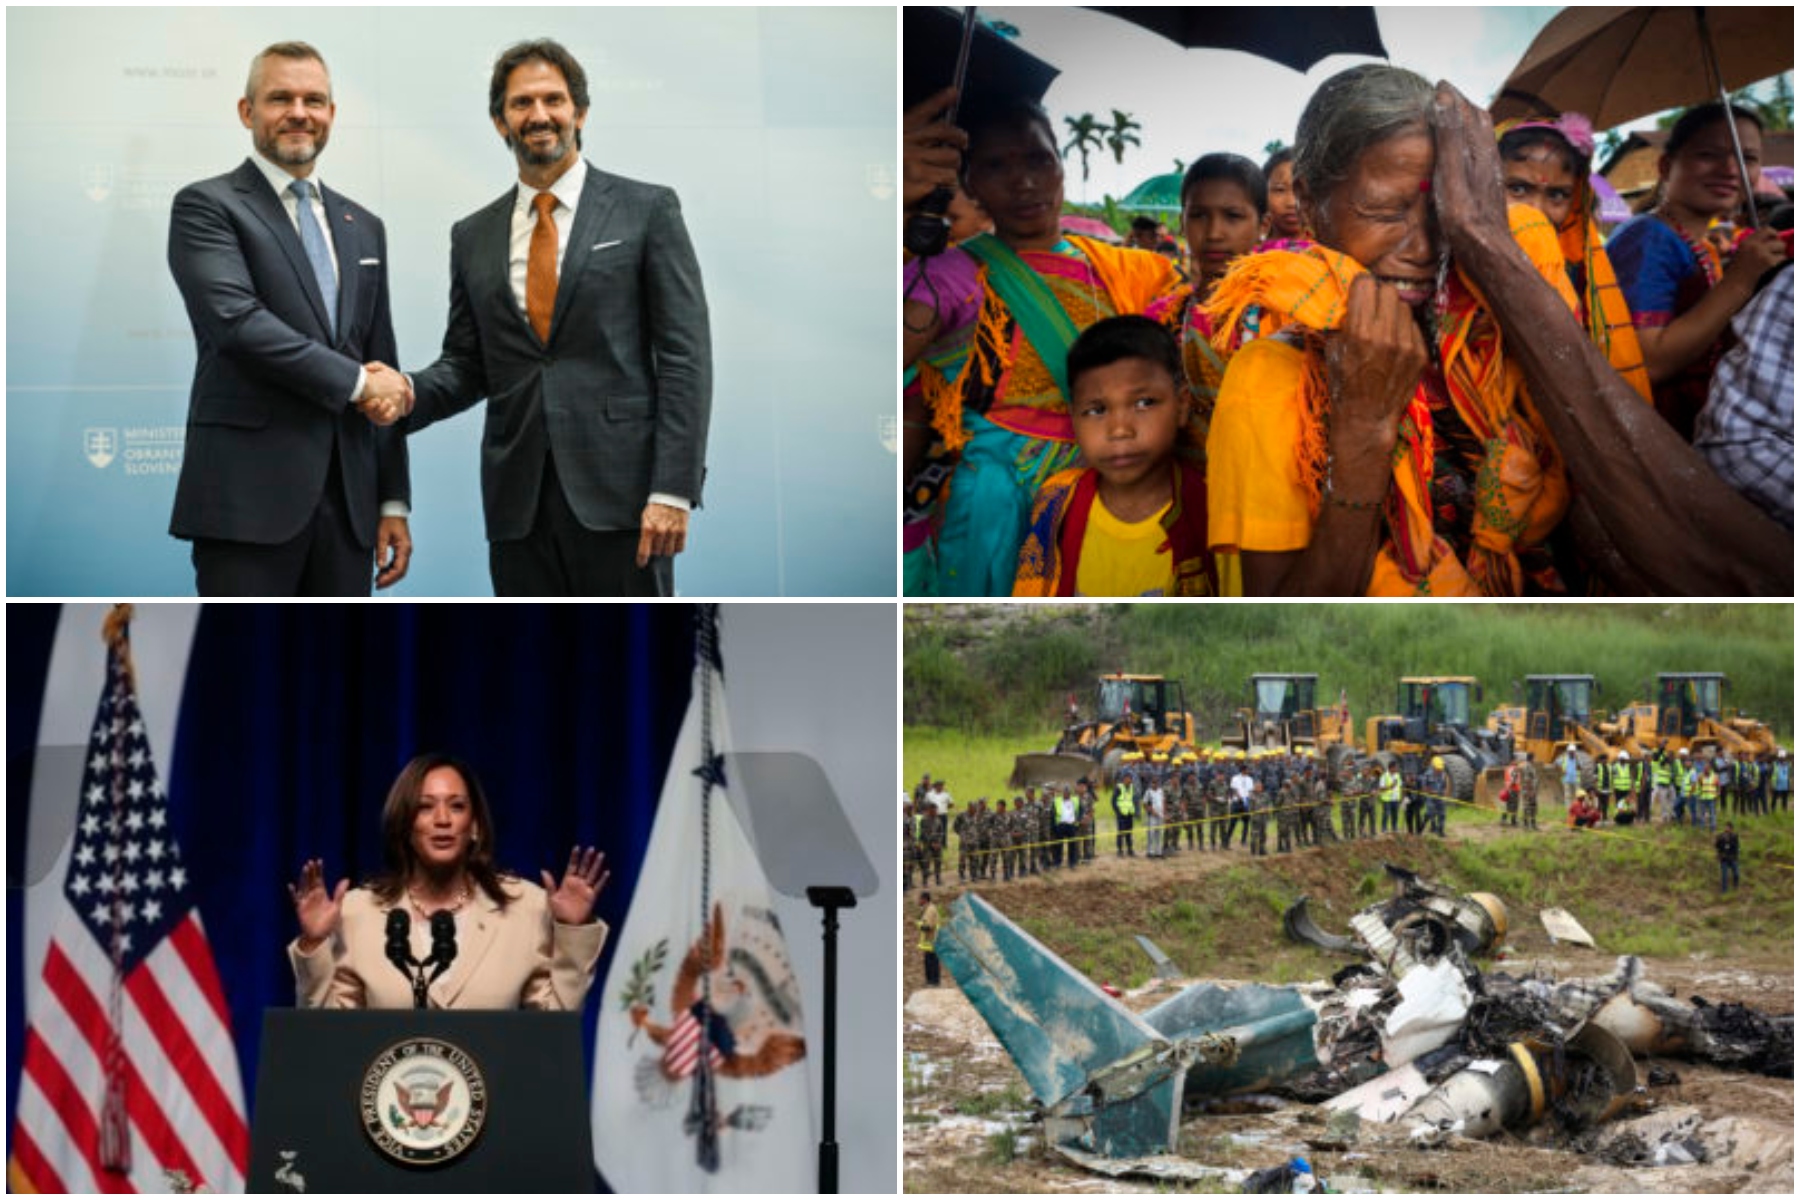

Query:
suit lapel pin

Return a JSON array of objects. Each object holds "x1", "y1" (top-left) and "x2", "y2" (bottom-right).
[{"x1": 344, "y1": 211, "x2": 355, "y2": 223}]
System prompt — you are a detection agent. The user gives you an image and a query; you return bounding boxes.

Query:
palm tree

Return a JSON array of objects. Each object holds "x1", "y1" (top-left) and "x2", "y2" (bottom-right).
[
  {"x1": 1104, "y1": 109, "x2": 1142, "y2": 169},
  {"x1": 1062, "y1": 113, "x2": 1105, "y2": 201}
]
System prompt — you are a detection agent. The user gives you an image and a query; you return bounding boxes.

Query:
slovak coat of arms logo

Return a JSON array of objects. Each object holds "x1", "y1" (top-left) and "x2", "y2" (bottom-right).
[{"x1": 359, "y1": 1038, "x2": 488, "y2": 1166}]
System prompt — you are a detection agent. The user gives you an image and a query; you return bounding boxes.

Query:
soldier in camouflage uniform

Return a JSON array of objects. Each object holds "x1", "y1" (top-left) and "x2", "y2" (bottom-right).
[
  {"x1": 1249, "y1": 781, "x2": 1271, "y2": 856},
  {"x1": 951, "y1": 801, "x2": 973, "y2": 882},
  {"x1": 1311, "y1": 766, "x2": 1336, "y2": 844},
  {"x1": 1163, "y1": 776, "x2": 1184, "y2": 858},
  {"x1": 1357, "y1": 762, "x2": 1378, "y2": 837},
  {"x1": 1517, "y1": 755, "x2": 1539, "y2": 830},
  {"x1": 1338, "y1": 766, "x2": 1358, "y2": 843},
  {"x1": 1011, "y1": 797, "x2": 1033, "y2": 878},
  {"x1": 1000, "y1": 798, "x2": 1015, "y2": 881},
  {"x1": 1275, "y1": 778, "x2": 1296, "y2": 853},
  {"x1": 920, "y1": 802, "x2": 945, "y2": 886},
  {"x1": 903, "y1": 799, "x2": 918, "y2": 891},
  {"x1": 1206, "y1": 775, "x2": 1229, "y2": 850},
  {"x1": 1034, "y1": 795, "x2": 1053, "y2": 873},
  {"x1": 1080, "y1": 783, "x2": 1098, "y2": 862}
]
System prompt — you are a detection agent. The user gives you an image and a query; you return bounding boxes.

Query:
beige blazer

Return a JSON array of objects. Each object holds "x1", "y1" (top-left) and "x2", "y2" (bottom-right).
[{"x1": 289, "y1": 878, "x2": 606, "y2": 1010}]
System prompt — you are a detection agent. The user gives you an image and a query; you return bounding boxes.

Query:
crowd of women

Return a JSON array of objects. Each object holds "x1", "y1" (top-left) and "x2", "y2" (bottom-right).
[{"x1": 902, "y1": 64, "x2": 1793, "y2": 597}]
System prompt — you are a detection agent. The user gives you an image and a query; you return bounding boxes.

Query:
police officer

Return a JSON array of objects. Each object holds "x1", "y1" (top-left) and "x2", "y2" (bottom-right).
[{"x1": 1378, "y1": 761, "x2": 1403, "y2": 834}]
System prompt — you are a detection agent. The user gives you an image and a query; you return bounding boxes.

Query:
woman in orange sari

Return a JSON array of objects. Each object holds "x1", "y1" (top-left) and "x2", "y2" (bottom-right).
[
  {"x1": 1207, "y1": 65, "x2": 1577, "y2": 596},
  {"x1": 1203, "y1": 68, "x2": 1789, "y2": 596}
]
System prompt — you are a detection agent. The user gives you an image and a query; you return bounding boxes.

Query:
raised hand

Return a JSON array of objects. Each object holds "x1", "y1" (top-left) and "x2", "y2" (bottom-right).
[
  {"x1": 359, "y1": 362, "x2": 415, "y2": 427},
  {"x1": 289, "y1": 858, "x2": 349, "y2": 948},
  {"x1": 903, "y1": 85, "x2": 968, "y2": 212},
  {"x1": 542, "y1": 846, "x2": 609, "y2": 926},
  {"x1": 1429, "y1": 81, "x2": 1511, "y2": 261}
]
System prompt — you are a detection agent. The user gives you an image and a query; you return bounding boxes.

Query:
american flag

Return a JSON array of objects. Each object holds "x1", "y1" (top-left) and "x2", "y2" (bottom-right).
[
  {"x1": 661, "y1": 1005, "x2": 730, "y2": 1080},
  {"x1": 7, "y1": 623, "x2": 247, "y2": 1193}
]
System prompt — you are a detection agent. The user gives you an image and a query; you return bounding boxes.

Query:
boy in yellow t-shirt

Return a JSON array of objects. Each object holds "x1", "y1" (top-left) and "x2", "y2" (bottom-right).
[{"x1": 1013, "y1": 316, "x2": 1217, "y2": 596}]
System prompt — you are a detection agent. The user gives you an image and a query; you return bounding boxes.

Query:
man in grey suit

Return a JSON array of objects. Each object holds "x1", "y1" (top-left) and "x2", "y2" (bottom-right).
[
  {"x1": 167, "y1": 41, "x2": 413, "y2": 595},
  {"x1": 388, "y1": 38, "x2": 712, "y2": 596}
]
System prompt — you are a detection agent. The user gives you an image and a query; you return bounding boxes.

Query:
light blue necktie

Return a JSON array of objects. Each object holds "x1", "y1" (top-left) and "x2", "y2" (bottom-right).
[{"x1": 288, "y1": 178, "x2": 337, "y2": 337}]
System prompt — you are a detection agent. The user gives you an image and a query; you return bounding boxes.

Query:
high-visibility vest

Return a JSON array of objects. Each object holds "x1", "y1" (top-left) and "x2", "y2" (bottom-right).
[
  {"x1": 1115, "y1": 788, "x2": 1136, "y2": 817},
  {"x1": 1380, "y1": 771, "x2": 1402, "y2": 803},
  {"x1": 1057, "y1": 796, "x2": 1078, "y2": 824},
  {"x1": 1698, "y1": 772, "x2": 1719, "y2": 801},
  {"x1": 1652, "y1": 758, "x2": 1673, "y2": 787}
]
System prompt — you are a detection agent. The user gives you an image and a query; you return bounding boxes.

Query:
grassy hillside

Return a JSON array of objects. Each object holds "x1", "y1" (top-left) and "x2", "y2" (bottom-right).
[{"x1": 905, "y1": 603, "x2": 1794, "y2": 740}]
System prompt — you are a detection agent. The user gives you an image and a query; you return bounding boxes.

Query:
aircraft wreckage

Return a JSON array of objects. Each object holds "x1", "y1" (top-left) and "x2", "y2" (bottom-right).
[{"x1": 933, "y1": 866, "x2": 1791, "y2": 1160}]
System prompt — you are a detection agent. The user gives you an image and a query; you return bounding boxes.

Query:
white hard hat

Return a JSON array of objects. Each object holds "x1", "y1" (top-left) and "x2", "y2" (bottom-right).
[
  {"x1": 1616, "y1": 751, "x2": 1628, "y2": 760},
  {"x1": 1567, "y1": 743, "x2": 1578, "y2": 752},
  {"x1": 1678, "y1": 748, "x2": 1689, "y2": 756}
]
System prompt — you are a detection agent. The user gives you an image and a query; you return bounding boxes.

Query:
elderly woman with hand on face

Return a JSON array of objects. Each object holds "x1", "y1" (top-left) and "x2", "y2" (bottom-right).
[
  {"x1": 288, "y1": 752, "x2": 610, "y2": 1010},
  {"x1": 1202, "y1": 65, "x2": 1790, "y2": 597}
]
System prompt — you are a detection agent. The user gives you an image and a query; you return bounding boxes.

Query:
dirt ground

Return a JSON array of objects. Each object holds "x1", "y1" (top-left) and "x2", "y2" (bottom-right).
[{"x1": 901, "y1": 831, "x2": 1794, "y2": 1194}]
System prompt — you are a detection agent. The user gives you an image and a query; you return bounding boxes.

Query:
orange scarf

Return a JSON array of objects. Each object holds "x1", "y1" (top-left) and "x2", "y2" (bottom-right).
[
  {"x1": 1203, "y1": 205, "x2": 1576, "y2": 596},
  {"x1": 1560, "y1": 198, "x2": 1653, "y2": 402}
]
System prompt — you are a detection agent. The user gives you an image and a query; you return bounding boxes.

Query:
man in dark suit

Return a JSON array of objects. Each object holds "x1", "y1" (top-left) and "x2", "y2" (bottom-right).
[
  {"x1": 167, "y1": 41, "x2": 412, "y2": 596},
  {"x1": 394, "y1": 38, "x2": 711, "y2": 596}
]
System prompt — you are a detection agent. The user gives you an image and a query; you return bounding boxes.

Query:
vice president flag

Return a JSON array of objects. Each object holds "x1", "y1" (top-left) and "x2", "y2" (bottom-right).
[
  {"x1": 8, "y1": 607, "x2": 248, "y2": 1193},
  {"x1": 593, "y1": 608, "x2": 812, "y2": 1192}
]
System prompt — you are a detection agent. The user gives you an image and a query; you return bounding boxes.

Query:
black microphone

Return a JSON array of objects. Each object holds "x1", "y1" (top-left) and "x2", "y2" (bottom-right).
[
  {"x1": 427, "y1": 910, "x2": 458, "y2": 983},
  {"x1": 384, "y1": 908, "x2": 413, "y2": 977}
]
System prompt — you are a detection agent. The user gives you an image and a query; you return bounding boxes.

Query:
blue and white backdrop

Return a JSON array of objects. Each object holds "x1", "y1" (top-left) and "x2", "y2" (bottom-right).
[{"x1": 6, "y1": 7, "x2": 897, "y2": 596}]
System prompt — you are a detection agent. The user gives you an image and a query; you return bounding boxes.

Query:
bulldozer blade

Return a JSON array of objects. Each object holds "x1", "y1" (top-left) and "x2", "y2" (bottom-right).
[
  {"x1": 1010, "y1": 752, "x2": 1099, "y2": 790},
  {"x1": 1282, "y1": 896, "x2": 1362, "y2": 955},
  {"x1": 1474, "y1": 765, "x2": 1506, "y2": 810}
]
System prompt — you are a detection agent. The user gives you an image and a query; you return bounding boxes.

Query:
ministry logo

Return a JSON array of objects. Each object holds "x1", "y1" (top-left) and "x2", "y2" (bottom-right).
[
  {"x1": 84, "y1": 428, "x2": 119, "y2": 469},
  {"x1": 866, "y1": 164, "x2": 896, "y2": 202}
]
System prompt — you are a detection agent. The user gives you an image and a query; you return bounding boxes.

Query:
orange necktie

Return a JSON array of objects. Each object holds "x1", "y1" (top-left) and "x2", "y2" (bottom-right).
[{"x1": 526, "y1": 191, "x2": 558, "y2": 342}]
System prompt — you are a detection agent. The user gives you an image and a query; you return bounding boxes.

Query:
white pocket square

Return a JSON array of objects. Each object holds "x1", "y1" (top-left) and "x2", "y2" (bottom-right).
[
  {"x1": 358, "y1": 257, "x2": 381, "y2": 266},
  {"x1": 591, "y1": 240, "x2": 622, "y2": 252}
]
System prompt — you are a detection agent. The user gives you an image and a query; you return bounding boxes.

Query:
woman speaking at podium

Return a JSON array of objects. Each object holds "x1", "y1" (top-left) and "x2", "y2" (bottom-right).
[{"x1": 287, "y1": 753, "x2": 609, "y2": 1009}]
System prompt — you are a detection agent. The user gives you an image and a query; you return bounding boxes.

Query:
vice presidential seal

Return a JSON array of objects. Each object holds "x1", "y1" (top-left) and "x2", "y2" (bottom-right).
[{"x1": 359, "y1": 1038, "x2": 487, "y2": 1166}]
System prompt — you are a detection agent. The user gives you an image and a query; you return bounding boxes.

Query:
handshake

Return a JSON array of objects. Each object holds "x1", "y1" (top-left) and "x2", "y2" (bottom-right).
[{"x1": 358, "y1": 362, "x2": 414, "y2": 427}]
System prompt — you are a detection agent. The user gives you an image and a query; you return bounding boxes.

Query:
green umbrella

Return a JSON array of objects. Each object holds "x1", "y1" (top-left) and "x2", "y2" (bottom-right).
[{"x1": 1117, "y1": 172, "x2": 1184, "y2": 215}]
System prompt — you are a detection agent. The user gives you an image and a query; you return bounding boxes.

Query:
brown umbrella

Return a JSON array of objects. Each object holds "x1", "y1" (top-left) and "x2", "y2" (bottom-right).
[
  {"x1": 1490, "y1": 6, "x2": 1793, "y2": 129},
  {"x1": 1490, "y1": 7, "x2": 1792, "y2": 229}
]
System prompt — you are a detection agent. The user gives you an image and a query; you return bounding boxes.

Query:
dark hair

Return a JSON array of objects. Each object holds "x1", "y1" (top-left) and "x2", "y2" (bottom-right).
[
  {"x1": 960, "y1": 96, "x2": 1057, "y2": 173},
  {"x1": 1131, "y1": 215, "x2": 1159, "y2": 234},
  {"x1": 1294, "y1": 64, "x2": 1433, "y2": 207},
  {"x1": 1666, "y1": 101, "x2": 1763, "y2": 157},
  {"x1": 1182, "y1": 153, "x2": 1268, "y2": 217},
  {"x1": 368, "y1": 753, "x2": 514, "y2": 910},
  {"x1": 1498, "y1": 125, "x2": 1585, "y2": 178},
  {"x1": 1262, "y1": 147, "x2": 1294, "y2": 176},
  {"x1": 1066, "y1": 315, "x2": 1182, "y2": 394},
  {"x1": 246, "y1": 41, "x2": 329, "y2": 103},
  {"x1": 489, "y1": 39, "x2": 591, "y2": 150}
]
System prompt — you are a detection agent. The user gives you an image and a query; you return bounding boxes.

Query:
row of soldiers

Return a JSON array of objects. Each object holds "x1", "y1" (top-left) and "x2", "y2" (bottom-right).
[{"x1": 902, "y1": 786, "x2": 1101, "y2": 888}]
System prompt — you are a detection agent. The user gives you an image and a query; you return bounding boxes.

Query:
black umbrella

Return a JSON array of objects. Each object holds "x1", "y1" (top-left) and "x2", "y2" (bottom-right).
[
  {"x1": 1085, "y1": 6, "x2": 1388, "y2": 73},
  {"x1": 903, "y1": 5, "x2": 1061, "y2": 114}
]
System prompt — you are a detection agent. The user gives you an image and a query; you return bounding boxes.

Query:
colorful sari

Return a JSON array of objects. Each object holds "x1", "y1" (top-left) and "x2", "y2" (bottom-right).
[
  {"x1": 1608, "y1": 212, "x2": 1727, "y2": 440},
  {"x1": 903, "y1": 234, "x2": 1182, "y2": 595},
  {"x1": 1012, "y1": 462, "x2": 1216, "y2": 596},
  {"x1": 1204, "y1": 204, "x2": 1579, "y2": 596}
]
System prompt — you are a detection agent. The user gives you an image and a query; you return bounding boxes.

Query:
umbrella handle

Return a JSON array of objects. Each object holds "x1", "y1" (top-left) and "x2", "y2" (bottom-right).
[{"x1": 1695, "y1": 8, "x2": 1760, "y2": 231}]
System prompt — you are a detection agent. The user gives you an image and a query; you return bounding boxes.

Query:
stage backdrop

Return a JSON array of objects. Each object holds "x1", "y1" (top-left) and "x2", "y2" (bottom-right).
[
  {"x1": 5, "y1": 602, "x2": 898, "y2": 1192},
  {"x1": 5, "y1": 7, "x2": 898, "y2": 596}
]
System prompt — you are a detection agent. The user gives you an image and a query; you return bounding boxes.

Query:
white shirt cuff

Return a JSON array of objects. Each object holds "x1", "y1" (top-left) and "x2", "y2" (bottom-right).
[
  {"x1": 351, "y1": 366, "x2": 367, "y2": 407},
  {"x1": 647, "y1": 493, "x2": 691, "y2": 512},
  {"x1": 380, "y1": 502, "x2": 410, "y2": 518}
]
